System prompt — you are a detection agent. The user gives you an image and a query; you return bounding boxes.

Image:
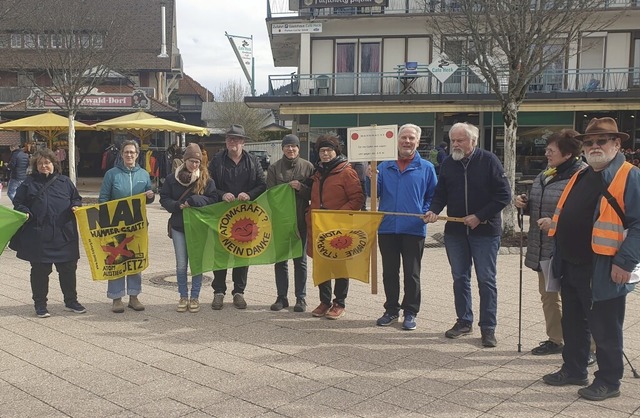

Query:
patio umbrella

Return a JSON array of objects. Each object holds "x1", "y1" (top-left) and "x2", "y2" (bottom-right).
[
  {"x1": 93, "y1": 111, "x2": 209, "y2": 140},
  {"x1": 0, "y1": 111, "x2": 94, "y2": 148}
]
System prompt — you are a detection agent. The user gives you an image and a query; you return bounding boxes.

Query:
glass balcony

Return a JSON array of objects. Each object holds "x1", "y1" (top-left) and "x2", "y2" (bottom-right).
[{"x1": 265, "y1": 66, "x2": 637, "y2": 98}]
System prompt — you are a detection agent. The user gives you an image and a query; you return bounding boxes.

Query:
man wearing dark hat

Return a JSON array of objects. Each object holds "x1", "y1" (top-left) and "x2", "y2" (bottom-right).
[
  {"x1": 208, "y1": 124, "x2": 267, "y2": 310},
  {"x1": 6, "y1": 140, "x2": 29, "y2": 202},
  {"x1": 266, "y1": 134, "x2": 315, "y2": 312},
  {"x1": 542, "y1": 117, "x2": 640, "y2": 402}
]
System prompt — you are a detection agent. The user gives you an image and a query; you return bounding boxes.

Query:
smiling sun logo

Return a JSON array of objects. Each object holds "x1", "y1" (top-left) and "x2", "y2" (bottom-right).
[
  {"x1": 218, "y1": 203, "x2": 272, "y2": 258},
  {"x1": 315, "y1": 229, "x2": 368, "y2": 260}
]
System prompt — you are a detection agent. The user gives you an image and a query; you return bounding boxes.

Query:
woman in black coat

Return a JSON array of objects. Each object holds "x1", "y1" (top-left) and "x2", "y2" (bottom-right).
[
  {"x1": 12, "y1": 148, "x2": 85, "y2": 318},
  {"x1": 160, "y1": 143, "x2": 218, "y2": 313}
]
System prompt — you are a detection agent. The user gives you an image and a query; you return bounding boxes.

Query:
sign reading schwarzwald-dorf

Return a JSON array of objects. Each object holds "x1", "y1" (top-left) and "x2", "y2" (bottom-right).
[
  {"x1": 26, "y1": 89, "x2": 151, "y2": 110},
  {"x1": 299, "y1": 0, "x2": 388, "y2": 8}
]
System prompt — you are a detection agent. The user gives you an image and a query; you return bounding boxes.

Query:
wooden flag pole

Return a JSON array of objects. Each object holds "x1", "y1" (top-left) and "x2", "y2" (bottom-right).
[{"x1": 370, "y1": 160, "x2": 378, "y2": 294}]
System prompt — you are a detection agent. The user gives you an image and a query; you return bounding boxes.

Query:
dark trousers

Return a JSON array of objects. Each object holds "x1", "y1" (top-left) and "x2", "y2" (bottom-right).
[
  {"x1": 560, "y1": 260, "x2": 626, "y2": 389},
  {"x1": 30, "y1": 261, "x2": 78, "y2": 307},
  {"x1": 378, "y1": 233, "x2": 425, "y2": 315},
  {"x1": 319, "y1": 279, "x2": 349, "y2": 307},
  {"x1": 212, "y1": 267, "x2": 248, "y2": 295},
  {"x1": 274, "y1": 227, "x2": 307, "y2": 299}
]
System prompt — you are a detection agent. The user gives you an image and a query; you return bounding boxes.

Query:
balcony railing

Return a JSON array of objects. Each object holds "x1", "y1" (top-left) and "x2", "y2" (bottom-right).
[
  {"x1": 266, "y1": 67, "x2": 638, "y2": 98},
  {"x1": 267, "y1": 0, "x2": 637, "y2": 18}
]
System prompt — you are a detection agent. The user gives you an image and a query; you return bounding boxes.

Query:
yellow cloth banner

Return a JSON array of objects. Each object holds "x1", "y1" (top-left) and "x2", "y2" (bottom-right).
[
  {"x1": 74, "y1": 194, "x2": 149, "y2": 280},
  {"x1": 311, "y1": 210, "x2": 384, "y2": 286}
]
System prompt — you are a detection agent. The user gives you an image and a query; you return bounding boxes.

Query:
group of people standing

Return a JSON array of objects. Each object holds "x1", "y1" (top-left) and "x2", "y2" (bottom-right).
[{"x1": 7, "y1": 117, "x2": 638, "y2": 403}]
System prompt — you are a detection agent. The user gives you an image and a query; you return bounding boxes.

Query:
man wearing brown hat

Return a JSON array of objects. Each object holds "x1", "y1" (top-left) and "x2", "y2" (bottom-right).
[
  {"x1": 542, "y1": 117, "x2": 640, "y2": 401},
  {"x1": 266, "y1": 134, "x2": 314, "y2": 312},
  {"x1": 207, "y1": 124, "x2": 267, "y2": 310}
]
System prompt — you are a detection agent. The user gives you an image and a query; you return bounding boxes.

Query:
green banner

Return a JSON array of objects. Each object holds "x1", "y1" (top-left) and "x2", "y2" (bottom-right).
[
  {"x1": 0, "y1": 205, "x2": 28, "y2": 255},
  {"x1": 183, "y1": 184, "x2": 303, "y2": 275}
]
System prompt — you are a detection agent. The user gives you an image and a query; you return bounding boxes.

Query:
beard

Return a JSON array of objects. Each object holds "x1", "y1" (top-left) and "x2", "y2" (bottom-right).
[
  {"x1": 585, "y1": 150, "x2": 615, "y2": 168},
  {"x1": 451, "y1": 149, "x2": 465, "y2": 161}
]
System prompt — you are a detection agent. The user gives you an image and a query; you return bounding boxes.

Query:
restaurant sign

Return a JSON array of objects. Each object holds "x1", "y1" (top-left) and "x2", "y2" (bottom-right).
[
  {"x1": 299, "y1": 0, "x2": 388, "y2": 8},
  {"x1": 26, "y1": 89, "x2": 151, "y2": 110}
]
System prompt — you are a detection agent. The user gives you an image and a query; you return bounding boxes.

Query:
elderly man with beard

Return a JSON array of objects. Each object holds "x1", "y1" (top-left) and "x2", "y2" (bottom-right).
[
  {"x1": 542, "y1": 117, "x2": 640, "y2": 402},
  {"x1": 424, "y1": 122, "x2": 511, "y2": 348}
]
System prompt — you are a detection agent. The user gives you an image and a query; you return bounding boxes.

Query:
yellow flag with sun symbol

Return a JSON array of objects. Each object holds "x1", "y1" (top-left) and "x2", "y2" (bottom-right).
[
  {"x1": 183, "y1": 184, "x2": 302, "y2": 275},
  {"x1": 311, "y1": 210, "x2": 384, "y2": 286}
]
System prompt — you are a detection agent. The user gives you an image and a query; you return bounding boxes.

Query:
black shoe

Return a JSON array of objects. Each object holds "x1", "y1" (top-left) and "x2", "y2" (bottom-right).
[
  {"x1": 578, "y1": 382, "x2": 620, "y2": 401},
  {"x1": 270, "y1": 296, "x2": 289, "y2": 311},
  {"x1": 445, "y1": 320, "x2": 472, "y2": 339},
  {"x1": 293, "y1": 298, "x2": 306, "y2": 312},
  {"x1": 481, "y1": 329, "x2": 497, "y2": 347},
  {"x1": 542, "y1": 369, "x2": 589, "y2": 386},
  {"x1": 531, "y1": 340, "x2": 563, "y2": 355},
  {"x1": 587, "y1": 351, "x2": 597, "y2": 367}
]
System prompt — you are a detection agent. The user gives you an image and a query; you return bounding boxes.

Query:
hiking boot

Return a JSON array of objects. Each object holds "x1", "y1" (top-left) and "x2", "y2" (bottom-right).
[
  {"x1": 402, "y1": 312, "x2": 417, "y2": 331},
  {"x1": 311, "y1": 302, "x2": 332, "y2": 317},
  {"x1": 112, "y1": 298, "x2": 125, "y2": 313},
  {"x1": 233, "y1": 293, "x2": 247, "y2": 309},
  {"x1": 177, "y1": 297, "x2": 188, "y2": 313},
  {"x1": 188, "y1": 299, "x2": 200, "y2": 313},
  {"x1": 270, "y1": 296, "x2": 289, "y2": 311},
  {"x1": 325, "y1": 303, "x2": 345, "y2": 320},
  {"x1": 128, "y1": 296, "x2": 145, "y2": 311},
  {"x1": 481, "y1": 328, "x2": 497, "y2": 347},
  {"x1": 211, "y1": 293, "x2": 224, "y2": 310},
  {"x1": 542, "y1": 369, "x2": 589, "y2": 386},
  {"x1": 293, "y1": 298, "x2": 307, "y2": 312},
  {"x1": 531, "y1": 340, "x2": 563, "y2": 355},
  {"x1": 578, "y1": 382, "x2": 620, "y2": 401},
  {"x1": 64, "y1": 301, "x2": 87, "y2": 314},
  {"x1": 35, "y1": 306, "x2": 50, "y2": 318},
  {"x1": 376, "y1": 312, "x2": 399, "y2": 326},
  {"x1": 588, "y1": 351, "x2": 597, "y2": 367},
  {"x1": 445, "y1": 320, "x2": 472, "y2": 339}
]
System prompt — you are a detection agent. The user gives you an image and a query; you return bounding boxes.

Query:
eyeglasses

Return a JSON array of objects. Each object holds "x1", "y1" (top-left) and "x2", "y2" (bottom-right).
[
  {"x1": 582, "y1": 138, "x2": 613, "y2": 147},
  {"x1": 186, "y1": 159, "x2": 201, "y2": 165},
  {"x1": 319, "y1": 148, "x2": 335, "y2": 154},
  {"x1": 283, "y1": 145, "x2": 297, "y2": 149},
  {"x1": 123, "y1": 151, "x2": 138, "y2": 155}
]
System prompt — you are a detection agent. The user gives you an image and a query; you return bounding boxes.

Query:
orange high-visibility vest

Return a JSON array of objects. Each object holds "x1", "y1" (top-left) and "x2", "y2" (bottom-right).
[{"x1": 549, "y1": 162, "x2": 634, "y2": 256}]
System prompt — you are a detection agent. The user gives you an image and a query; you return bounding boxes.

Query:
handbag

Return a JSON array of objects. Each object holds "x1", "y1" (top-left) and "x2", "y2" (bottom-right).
[{"x1": 167, "y1": 183, "x2": 195, "y2": 239}]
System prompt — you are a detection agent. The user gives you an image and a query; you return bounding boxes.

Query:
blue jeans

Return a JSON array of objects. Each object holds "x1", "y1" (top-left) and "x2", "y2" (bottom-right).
[
  {"x1": 171, "y1": 228, "x2": 202, "y2": 299},
  {"x1": 7, "y1": 179, "x2": 23, "y2": 201},
  {"x1": 107, "y1": 274, "x2": 142, "y2": 299},
  {"x1": 444, "y1": 233, "x2": 500, "y2": 330},
  {"x1": 274, "y1": 227, "x2": 307, "y2": 299}
]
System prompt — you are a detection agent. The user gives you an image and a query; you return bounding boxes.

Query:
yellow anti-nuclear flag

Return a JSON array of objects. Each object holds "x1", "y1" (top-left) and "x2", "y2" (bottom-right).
[
  {"x1": 74, "y1": 194, "x2": 149, "y2": 280},
  {"x1": 311, "y1": 209, "x2": 384, "y2": 286}
]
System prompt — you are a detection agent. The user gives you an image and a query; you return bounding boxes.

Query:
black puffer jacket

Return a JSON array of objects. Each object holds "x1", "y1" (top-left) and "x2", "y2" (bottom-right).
[
  {"x1": 524, "y1": 157, "x2": 587, "y2": 271},
  {"x1": 12, "y1": 173, "x2": 82, "y2": 263},
  {"x1": 7, "y1": 149, "x2": 29, "y2": 181},
  {"x1": 160, "y1": 171, "x2": 219, "y2": 233}
]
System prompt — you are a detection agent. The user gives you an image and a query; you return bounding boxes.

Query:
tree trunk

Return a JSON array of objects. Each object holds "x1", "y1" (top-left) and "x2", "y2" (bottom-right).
[
  {"x1": 67, "y1": 111, "x2": 77, "y2": 185},
  {"x1": 502, "y1": 102, "x2": 519, "y2": 237}
]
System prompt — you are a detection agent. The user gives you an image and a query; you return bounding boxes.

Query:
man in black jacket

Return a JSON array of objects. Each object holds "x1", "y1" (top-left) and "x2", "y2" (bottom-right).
[
  {"x1": 207, "y1": 124, "x2": 267, "y2": 310},
  {"x1": 424, "y1": 122, "x2": 511, "y2": 347},
  {"x1": 7, "y1": 141, "x2": 29, "y2": 202}
]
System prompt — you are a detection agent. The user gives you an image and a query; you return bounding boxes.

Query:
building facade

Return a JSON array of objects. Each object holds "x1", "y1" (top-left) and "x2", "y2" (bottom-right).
[{"x1": 248, "y1": 0, "x2": 640, "y2": 174}]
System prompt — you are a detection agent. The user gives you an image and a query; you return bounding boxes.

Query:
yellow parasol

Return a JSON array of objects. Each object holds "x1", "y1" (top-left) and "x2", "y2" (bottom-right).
[
  {"x1": 93, "y1": 111, "x2": 209, "y2": 141},
  {"x1": 0, "y1": 111, "x2": 94, "y2": 148}
]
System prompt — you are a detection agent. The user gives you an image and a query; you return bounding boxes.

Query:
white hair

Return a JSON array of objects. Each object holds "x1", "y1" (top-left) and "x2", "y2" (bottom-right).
[
  {"x1": 398, "y1": 123, "x2": 422, "y2": 139},
  {"x1": 450, "y1": 122, "x2": 479, "y2": 146}
]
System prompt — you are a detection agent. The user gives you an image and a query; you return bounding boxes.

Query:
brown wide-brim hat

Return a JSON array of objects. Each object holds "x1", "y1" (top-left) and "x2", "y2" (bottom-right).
[
  {"x1": 225, "y1": 124, "x2": 250, "y2": 140},
  {"x1": 575, "y1": 117, "x2": 629, "y2": 141}
]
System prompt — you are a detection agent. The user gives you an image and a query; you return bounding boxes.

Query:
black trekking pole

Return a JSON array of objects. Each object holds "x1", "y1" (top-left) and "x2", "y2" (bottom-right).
[
  {"x1": 517, "y1": 208, "x2": 524, "y2": 353},
  {"x1": 623, "y1": 351, "x2": 640, "y2": 378}
]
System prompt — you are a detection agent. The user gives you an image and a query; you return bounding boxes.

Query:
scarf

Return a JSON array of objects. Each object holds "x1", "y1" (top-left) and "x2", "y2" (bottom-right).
[
  {"x1": 175, "y1": 164, "x2": 199, "y2": 187},
  {"x1": 542, "y1": 156, "x2": 580, "y2": 184}
]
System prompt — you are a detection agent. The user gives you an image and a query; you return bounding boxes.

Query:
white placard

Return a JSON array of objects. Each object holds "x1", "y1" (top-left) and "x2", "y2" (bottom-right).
[
  {"x1": 346, "y1": 125, "x2": 397, "y2": 163},
  {"x1": 272, "y1": 23, "x2": 322, "y2": 35},
  {"x1": 427, "y1": 55, "x2": 459, "y2": 84}
]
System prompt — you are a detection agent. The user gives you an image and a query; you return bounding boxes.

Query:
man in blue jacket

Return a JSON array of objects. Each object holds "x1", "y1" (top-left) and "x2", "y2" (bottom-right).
[
  {"x1": 375, "y1": 124, "x2": 437, "y2": 331},
  {"x1": 424, "y1": 122, "x2": 511, "y2": 347},
  {"x1": 7, "y1": 141, "x2": 29, "y2": 202}
]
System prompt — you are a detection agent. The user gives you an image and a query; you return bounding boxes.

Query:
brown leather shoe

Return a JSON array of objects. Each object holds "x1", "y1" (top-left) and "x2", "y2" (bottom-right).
[
  {"x1": 311, "y1": 302, "x2": 331, "y2": 317},
  {"x1": 128, "y1": 295, "x2": 145, "y2": 311},
  {"x1": 325, "y1": 303, "x2": 345, "y2": 320}
]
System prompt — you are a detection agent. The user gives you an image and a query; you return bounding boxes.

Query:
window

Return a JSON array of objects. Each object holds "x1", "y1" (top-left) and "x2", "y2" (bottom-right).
[
  {"x1": 0, "y1": 33, "x2": 9, "y2": 49},
  {"x1": 24, "y1": 33, "x2": 36, "y2": 49},
  {"x1": 10, "y1": 33, "x2": 21, "y2": 48},
  {"x1": 51, "y1": 34, "x2": 62, "y2": 49},
  {"x1": 633, "y1": 36, "x2": 640, "y2": 87},
  {"x1": 79, "y1": 33, "x2": 91, "y2": 48},
  {"x1": 92, "y1": 33, "x2": 103, "y2": 49},
  {"x1": 38, "y1": 34, "x2": 48, "y2": 48},
  {"x1": 360, "y1": 42, "x2": 381, "y2": 94},
  {"x1": 336, "y1": 43, "x2": 356, "y2": 94}
]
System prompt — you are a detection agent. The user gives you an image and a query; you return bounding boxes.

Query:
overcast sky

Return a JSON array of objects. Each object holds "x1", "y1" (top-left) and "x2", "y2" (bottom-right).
[{"x1": 176, "y1": 0, "x2": 295, "y2": 96}]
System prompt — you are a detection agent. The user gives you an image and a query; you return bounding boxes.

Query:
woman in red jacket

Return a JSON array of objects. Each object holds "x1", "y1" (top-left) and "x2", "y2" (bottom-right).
[{"x1": 306, "y1": 135, "x2": 364, "y2": 319}]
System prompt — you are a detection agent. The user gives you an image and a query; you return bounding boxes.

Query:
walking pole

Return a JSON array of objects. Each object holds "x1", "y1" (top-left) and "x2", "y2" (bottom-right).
[
  {"x1": 623, "y1": 351, "x2": 640, "y2": 378},
  {"x1": 517, "y1": 207, "x2": 524, "y2": 353}
]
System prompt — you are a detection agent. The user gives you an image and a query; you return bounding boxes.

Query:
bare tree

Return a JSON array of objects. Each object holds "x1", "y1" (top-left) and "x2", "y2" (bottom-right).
[
  {"x1": 212, "y1": 80, "x2": 272, "y2": 141},
  {"x1": 427, "y1": 0, "x2": 616, "y2": 235},
  {"x1": 6, "y1": 0, "x2": 133, "y2": 184}
]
